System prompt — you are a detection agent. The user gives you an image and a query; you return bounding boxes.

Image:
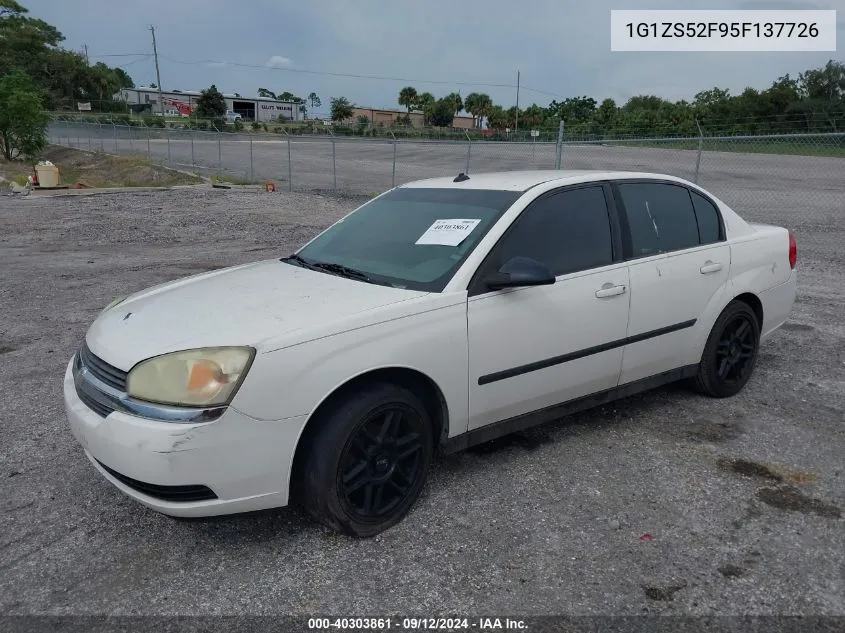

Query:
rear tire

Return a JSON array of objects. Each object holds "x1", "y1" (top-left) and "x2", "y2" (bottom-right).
[
  {"x1": 296, "y1": 383, "x2": 434, "y2": 537},
  {"x1": 693, "y1": 301, "x2": 761, "y2": 398}
]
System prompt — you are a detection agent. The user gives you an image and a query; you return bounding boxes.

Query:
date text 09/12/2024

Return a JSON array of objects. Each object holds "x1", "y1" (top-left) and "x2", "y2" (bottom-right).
[{"x1": 307, "y1": 617, "x2": 528, "y2": 630}]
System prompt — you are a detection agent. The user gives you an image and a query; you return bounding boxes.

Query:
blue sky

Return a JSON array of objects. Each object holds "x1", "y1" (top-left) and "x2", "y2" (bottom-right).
[{"x1": 23, "y1": 0, "x2": 844, "y2": 116}]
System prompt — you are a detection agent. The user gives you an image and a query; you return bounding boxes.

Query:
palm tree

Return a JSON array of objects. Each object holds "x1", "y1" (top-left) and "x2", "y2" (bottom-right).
[
  {"x1": 475, "y1": 94, "x2": 493, "y2": 129},
  {"x1": 464, "y1": 92, "x2": 480, "y2": 128},
  {"x1": 398, "y1": 86, "x2": 418, "y2": 113},
  {"x1": 444, "y1": 92, "x2": 463, "y2": 116}
]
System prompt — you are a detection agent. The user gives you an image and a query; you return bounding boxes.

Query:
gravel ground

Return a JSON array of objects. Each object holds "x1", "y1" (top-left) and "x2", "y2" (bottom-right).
[{"x1": 0, "y1": 186, "x2": 843, "y2": 618}]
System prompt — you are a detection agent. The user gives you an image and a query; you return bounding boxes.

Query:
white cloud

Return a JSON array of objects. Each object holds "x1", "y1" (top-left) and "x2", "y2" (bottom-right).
[{"x1": 265, "y1": 55, "x2": 293, "y2": 69}]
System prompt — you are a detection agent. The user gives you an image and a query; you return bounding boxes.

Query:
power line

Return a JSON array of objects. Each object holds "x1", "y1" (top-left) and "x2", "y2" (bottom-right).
[
  {"x1": 157, "y1": 55, "x2": 565, "y2": 99},
  {"x1": 115, "y1": 55, "x2": 152, "y2": 69},
  {"x1": 89, "y1": 53, "x2": 151, "y2": 58}
]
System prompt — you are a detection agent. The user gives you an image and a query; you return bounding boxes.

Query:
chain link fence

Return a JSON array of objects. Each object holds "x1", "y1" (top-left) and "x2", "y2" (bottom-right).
[{"x1": 47, "y1": 121, "x2": 843, "y2": 216}]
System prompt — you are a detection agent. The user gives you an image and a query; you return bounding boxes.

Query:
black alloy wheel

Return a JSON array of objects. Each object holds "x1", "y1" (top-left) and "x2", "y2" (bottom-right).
[
  {"x1": 338, "y1": 405, "x2": 426, "y2": 521},
  {"x1": 694, "y1": 301, "x2": 761, "y2": 398},
  {"x1": 715, "y1": 315, "x2": 757, "y2": 384},
  {"x1": 296, "y1": 383, "x2": 434, "y2": 537}
]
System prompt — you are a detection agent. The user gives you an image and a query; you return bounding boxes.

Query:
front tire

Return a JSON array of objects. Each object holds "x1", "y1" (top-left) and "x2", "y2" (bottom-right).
[
  {"x1": 296, "y1": 383, "x2": 434, "y2": 537},
  {"x1": 693, "y1": 301, "x2": 761, "y2": 398}
]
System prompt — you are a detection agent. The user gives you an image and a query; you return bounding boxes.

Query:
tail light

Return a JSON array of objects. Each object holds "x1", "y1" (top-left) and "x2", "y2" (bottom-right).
[{"x1": 788, "y1": 232, "x2": 797, "y2": 269}]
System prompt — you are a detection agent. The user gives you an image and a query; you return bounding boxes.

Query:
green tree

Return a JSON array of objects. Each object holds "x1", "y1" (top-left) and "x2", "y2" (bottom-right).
[
  {"x1": 416, "y1": 92, "x2": 436, "y2": 124},
  {"x1": 398, "y1": 86, "x2": 417, "y2": 113},
  {"x1": 464, "y1": 92, "x2": 481, "y2": 127},
  {"x1": 486, "y1": 105, "x2": 508, "y2": 130},
  {"x1": 444, "y1": 91, "x2": 463, "y2": 116},
  {"x1": 330, "y1": 96, "x2": 354, "y2": 122},
  {"x1": 195, "y1": 84, "x2": 226, "y2": 120},
  {"x1": 1, "y1": 1, "x2": 134, "y2": 110},
  {"x1": 257, "y1": 87, "x2": 277, "y2": 99},
  {"x1": 798, "y1": 59, "x2": 845, "y2": 101},
  {"x1": 0, "y1": 0, "x2": 64, "y2": 78},
  {"x1": 308, "y1": 92, "x2": 321, "y2": 109},
  {"x1": 595, "y1": 98, "x2": 617, "y2": 132},
  {"x1": 464, "y1": 92, "x2": 493, "y2": 128},
  {"x1": 0, "y1": 69, "x2": 49, "y2": 160},
  {"x1": 521, "y1": 104, "x2": 544, "y2": 128},
  {"x1": 428, "y1": 98, "x2": 454, "y2": 127}
]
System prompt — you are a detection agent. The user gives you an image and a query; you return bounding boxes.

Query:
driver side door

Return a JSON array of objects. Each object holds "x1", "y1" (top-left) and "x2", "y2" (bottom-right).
[{"x1": 466, "y1": 183, "x2": 631, "y2": 431}]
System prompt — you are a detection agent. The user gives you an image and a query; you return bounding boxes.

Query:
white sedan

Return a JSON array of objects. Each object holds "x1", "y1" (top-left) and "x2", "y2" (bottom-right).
[{"x1": 64, "y1": 170, "x2": 798, "y2": 536}]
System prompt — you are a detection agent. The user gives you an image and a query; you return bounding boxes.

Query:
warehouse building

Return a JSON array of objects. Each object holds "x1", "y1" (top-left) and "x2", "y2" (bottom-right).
[
  {"x1": 115, "y1": 87, "x2": 304, "y2": 122},
  {"x1": 347, "y1": 106, "x2": 476, "y2": 129}
]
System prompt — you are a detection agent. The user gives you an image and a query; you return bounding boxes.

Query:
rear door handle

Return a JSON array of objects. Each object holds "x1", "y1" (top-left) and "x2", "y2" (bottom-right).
[
  {"x1": 700, "y1": 261, "x2": 723, "y2": 274},
  {"x1": 595, "y1": 283, "x2": 626, "y2": 298}
]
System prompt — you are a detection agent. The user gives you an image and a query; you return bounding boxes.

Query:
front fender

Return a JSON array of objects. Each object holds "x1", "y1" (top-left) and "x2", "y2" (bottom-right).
[{"x1": 230, "y1": 300, "x2": 470, "y2": 437}]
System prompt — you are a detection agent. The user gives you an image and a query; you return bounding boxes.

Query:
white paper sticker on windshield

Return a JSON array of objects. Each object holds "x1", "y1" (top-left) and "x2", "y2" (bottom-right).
[{"x1": 415, "y1": 219, "x2": 481, "y2": 246}]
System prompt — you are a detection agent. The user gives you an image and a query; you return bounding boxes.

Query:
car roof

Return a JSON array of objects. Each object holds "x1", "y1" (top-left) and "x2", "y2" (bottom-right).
[{"x1": 399, "y1": 170, "x2": 691, "y2": 192}]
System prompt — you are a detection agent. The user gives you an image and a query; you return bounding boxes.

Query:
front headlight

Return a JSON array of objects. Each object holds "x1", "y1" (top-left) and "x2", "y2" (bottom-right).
[{"x1": 127, "y1": 347, "x2": 255, "y2": 407}]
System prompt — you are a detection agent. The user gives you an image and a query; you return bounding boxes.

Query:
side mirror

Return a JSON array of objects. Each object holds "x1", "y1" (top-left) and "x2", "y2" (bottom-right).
[{"x1": 484, "y1": 256, "x2": 556, "y2": 290}]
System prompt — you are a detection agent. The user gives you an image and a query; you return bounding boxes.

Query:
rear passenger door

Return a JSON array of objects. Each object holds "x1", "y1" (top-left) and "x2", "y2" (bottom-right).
[{"x1": 613, "y1": 180, "x2": 731, "y2": 384}]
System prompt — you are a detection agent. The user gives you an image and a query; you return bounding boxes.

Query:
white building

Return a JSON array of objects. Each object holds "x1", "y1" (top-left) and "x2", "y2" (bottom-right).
[{"x1": 116, "y1": 87, "x2": 304, "y2": 122}]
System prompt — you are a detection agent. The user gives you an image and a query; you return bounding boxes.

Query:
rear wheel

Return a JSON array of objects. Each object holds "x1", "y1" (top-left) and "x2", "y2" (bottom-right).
[
  {"x1": 693, "y1": 301, "x2": 761, "y2": 398},
  {"x1": 296, "y1": 383, "x2": 434, "y2": 537}
]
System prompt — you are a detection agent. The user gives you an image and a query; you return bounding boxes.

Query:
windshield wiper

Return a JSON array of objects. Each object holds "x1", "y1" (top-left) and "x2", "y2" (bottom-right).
[
  {"x1": 310, "y1": 261, "x2": 373, "y2": 282},
  {"x1": 282, "y1": 254, "x2": 376, "y2": 284},
  {"x1": 280, "y1": 253, "x2": 319, "y2": 270}
]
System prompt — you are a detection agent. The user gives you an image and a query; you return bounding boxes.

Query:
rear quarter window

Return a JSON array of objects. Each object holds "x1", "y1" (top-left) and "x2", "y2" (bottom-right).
[{"x1": 690, "y1": 190, "x2": 723, "y2": 244}]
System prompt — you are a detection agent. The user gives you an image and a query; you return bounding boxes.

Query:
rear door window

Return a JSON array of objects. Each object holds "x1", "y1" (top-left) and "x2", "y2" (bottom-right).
[{"x1": 616, "y1": 183, "x2": 701, "y2": 256}]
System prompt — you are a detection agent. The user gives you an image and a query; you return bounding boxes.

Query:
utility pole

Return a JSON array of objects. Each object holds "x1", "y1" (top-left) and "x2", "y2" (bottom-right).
[
  {"x1": 514, "y1": 70, "x2": 520, "y2": 134},
  {"x1": 149, "y1": 25, "x2": 165, "y2": 117}
]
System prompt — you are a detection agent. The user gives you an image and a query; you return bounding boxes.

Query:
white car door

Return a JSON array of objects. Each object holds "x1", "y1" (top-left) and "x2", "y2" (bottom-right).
[
  {"x1": 466, "y1": 184, "x2": 631, "y2": 431},
  {"x1": 612, "y1": 180, "x2": 731, "y2": 384}
]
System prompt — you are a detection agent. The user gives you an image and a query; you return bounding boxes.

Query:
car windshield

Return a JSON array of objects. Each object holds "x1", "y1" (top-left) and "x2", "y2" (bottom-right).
[{"x1": 288, "y1": 187, "x2": 521, "y2": 291}]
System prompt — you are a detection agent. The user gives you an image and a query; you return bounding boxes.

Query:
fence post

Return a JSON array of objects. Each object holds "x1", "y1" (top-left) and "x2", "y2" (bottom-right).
[
  {"x1": 167, "y1": 128, "x2": 172, "y2": 164},
  {"x1": 465, "y1": 131, "x2": 471, "y2": 174},
  {"x1": 694, "y1": 118, "x2": 703, "y2": 184},
  {"x1": 249, "y1": 134, "x2": 254, "y2": 182},
  {"x1": 391, "y1": 131, "x2": 397, "y2": 188},
  {"x1": 329, "y1": 128, "x2": 336, "y2": 191},
  {"x1": 555, "y1": 119, "x2": 565, "y2": 169},
  {"x1": 218, "y1": 127, "x2": 222, "y2": 174},
  {"x1": 284, "y1": 129, "x2": 292, "y2": 192}
]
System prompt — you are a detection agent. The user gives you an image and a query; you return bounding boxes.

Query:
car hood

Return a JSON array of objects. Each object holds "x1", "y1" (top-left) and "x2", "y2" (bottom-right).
[{"x1": 85, "y1": 259, "x2": 428, "y2": 371}]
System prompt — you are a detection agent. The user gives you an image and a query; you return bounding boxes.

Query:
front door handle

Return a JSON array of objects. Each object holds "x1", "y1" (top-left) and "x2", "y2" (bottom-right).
[
  {"x1": 700, "y1": 261, "x2": 723, "y2": 274},
  {"x1": 595, "y1": 283, "x2": 626, "y2": 298}
]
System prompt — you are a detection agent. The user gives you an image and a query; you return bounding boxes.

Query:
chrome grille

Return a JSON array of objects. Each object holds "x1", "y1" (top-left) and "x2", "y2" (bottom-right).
[
  {"x1": 78, "y1": 342, "x2": 127, "y2": 392},
  {"x1": 76, "y1": 386, "x2": 115, "y2": 417}
]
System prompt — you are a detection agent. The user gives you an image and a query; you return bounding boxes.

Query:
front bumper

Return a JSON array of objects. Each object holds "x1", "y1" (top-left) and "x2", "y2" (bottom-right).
[{"x1": 63, "y1": 359, "x2": 308, "y2": 517}]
